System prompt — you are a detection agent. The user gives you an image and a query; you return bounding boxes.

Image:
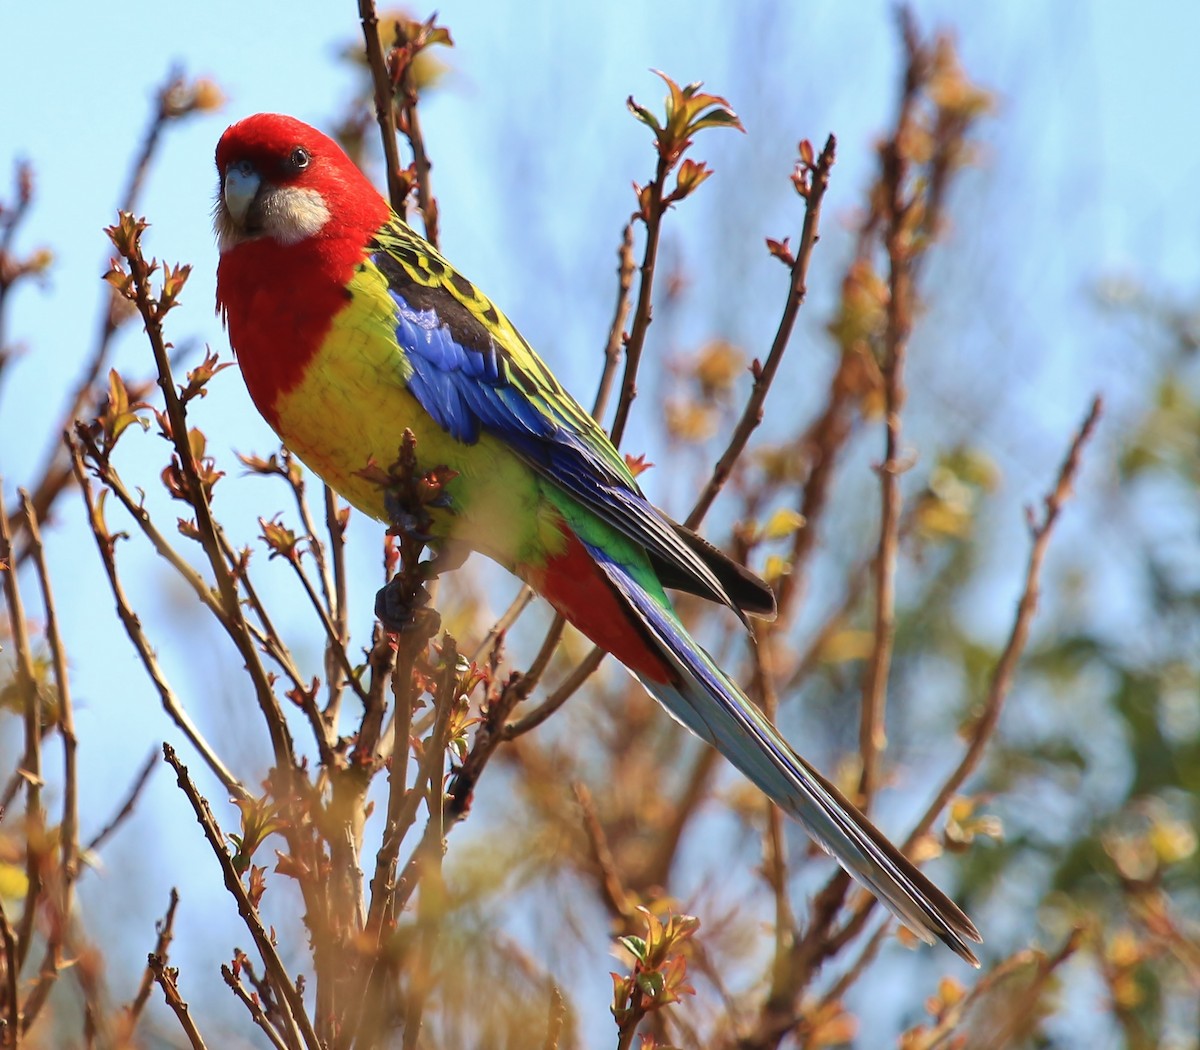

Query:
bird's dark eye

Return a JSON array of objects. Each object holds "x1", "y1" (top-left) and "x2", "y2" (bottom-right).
[{"x1": 288, "y1": 147, "x2": 310, "y2": 172}]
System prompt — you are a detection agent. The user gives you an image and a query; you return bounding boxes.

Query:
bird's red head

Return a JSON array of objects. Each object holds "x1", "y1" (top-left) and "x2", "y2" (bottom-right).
[{"x1": 214, "y1": 113, "x2": 388, "y2": 253}]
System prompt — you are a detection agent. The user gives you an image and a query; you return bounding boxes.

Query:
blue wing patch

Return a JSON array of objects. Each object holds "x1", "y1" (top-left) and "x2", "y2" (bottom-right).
[
  {"x1": 396, "y1": 296, "x2": 509, "y2": 443},
  {"x1": 379, "y1": 261, "x2": 735, "y2": 616},
  {"x1": 392, "y1": 289, "x2": 598, "y2": 464}
]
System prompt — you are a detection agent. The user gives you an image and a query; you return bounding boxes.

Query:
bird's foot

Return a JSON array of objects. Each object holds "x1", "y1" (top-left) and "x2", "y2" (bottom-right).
[
  {"x1": 382, "y1": 491, "x2": 437, "y2": 544},
  {"x1": 375, "y1": 576, "x2": 441, "y2": 635}
]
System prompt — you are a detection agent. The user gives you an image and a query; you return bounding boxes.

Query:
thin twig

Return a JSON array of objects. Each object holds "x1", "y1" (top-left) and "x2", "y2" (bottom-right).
[
  {"x1": 80, "y1": 428, "x2": 301, "y2": 713},
  {"x1": 543, "y1": 984, "x2": 567, "y2": 1050},
  {"x1": 0, "y1": 902, "x2": 18, "y2": 1046},
  {"x1": 162, "y1": 744, "x2": 319, "y2": 1050},
  {"x1": 770, "y1": 23, "x2": 987, "y2": 989},
  {"x1": 68, "y1": 439, "x2": 245, "y2": 798},
  {"x1": 687, "y1": 135, "x2": 837, "y2": 529},
  {"x1": 358, "y1": 0, "x2": 408, "y2": 215},
  {"x1": 609, "y1": 155, "x2": 669, "y2": 447},
  {"x1": 16, "y1": 489, "x2": 78, "y2": 1025},
  {"x1": 907, "y1": 396, "x2": 1104, "y2": 844},
  {"x1": 373, "y1": 637, "x2": 459, "y2": 924},
  {"x1": 828, "y1": 396, "x2": 1103, "y2": 960},
  {"x1": 468, "y1": 585, "x2": 535, "y2": 666},
  {"x1": 502, "y1": 647, "x2": 606, "y2": 740},
  {"x1": 401, "y1": 679, "x2": 452, "y2": 1049},
  {"x1": 285, "y1": 553, "x2": 368, "y2": 717},
  {"x1": 444, "y1": 630, "x2": 599, "y2": 825},
  {"x1": 0, "y1": 161, "x2": 36, "y2": 395},
  {"x1": 17, "y1": 68, "x2": 194, "y2": 551},
  {"x1": 230, "y1": 952, "x2": 295, "y2": 1050},
  {"x1": 84, "y1": 750, "x2": 158, "y2": 856},
  {"x1": 363, "y1": 629, "x2": 429, "y2": 940},
  {"x1": 593, "y1": 223, "x2": 637, "y2": 423},
  {"x1": 772, "y1": 366, "x2": 858, "y2": 630},
  {"x1": 212, "y1": 525, "x2": 313, "y2": 698},
  {"x1": 0, "y1": 484, "x2": 43, "y2": 973},
  {"x1": 856, "y1": 11, "x2": 981, "y2": 810},
  {"x1": 284, "y1": 455, "x2": 337, "y2": 615},
  {"x1": 115, "y1": 223, "x2": 295, "y2": 770},
  {"x1": 820, "y1": 923, "x2": 889, "y2": 1008},
  {"x1": 118, "y1": 69, "x2": 188, "y2": 217},
  {"x1": 352, "y1": 641, "x2": 458, "y2": 1048},
  {"x1": 269, "y1": 456, "x2": 355, "y2": 715},
  {"x1": 222, "y1": 964, "x2": 292, "y2": 1050},
  {"x1": 358, "y1": 626, "x2": 395, "y2": 765},
  {"x1": 858, "y1": 76, "x2": 919, "y2": 810},
  {"x1": 73, "y1": 430, "x2": 231, "y2": 627},
  {"x1": 395, "y1": 27, "x2": 439, "y2": 248},
  {"x1": 149, "y1": 952, "x2": 210, "y2": 1050},
  {"x1": 574, "y1": 783, "x2": 635, "y2": 921},
  {"x1": 782, "y1": 503, "x2": 924, "y2": 690},
  {"x1": 323, "y1": 484, "x2": 352, "y2": 721},
  {"x1": 124, "y1": 889, "x2": 180, "y2": 1035}
]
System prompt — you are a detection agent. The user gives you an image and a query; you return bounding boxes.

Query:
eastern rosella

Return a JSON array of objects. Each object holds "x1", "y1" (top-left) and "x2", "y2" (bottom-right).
[{"x1": 214, "y1": 113, "x2": 980, "y2": 964}]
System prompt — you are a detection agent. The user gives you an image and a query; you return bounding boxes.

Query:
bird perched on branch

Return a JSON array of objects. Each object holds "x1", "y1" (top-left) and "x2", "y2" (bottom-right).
[{"x1": 213, "y1": 112, "x2": 981, "y2": 964}]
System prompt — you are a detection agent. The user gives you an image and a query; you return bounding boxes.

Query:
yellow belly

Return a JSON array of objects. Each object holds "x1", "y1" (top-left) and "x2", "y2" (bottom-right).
[{"x1": 268, "y1": 262, "x2": 564, "y2": 572}]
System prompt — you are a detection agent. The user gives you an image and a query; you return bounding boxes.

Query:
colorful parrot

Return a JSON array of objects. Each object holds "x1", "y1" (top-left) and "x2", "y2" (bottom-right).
[{"x1": 214, "y1": 113, "x2": 980, "y2": 964}]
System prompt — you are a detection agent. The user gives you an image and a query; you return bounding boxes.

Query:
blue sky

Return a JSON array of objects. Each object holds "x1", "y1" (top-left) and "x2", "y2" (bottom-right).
[{"x1": 4, "y1": 1, "x2": 1200, "y2": 1045}]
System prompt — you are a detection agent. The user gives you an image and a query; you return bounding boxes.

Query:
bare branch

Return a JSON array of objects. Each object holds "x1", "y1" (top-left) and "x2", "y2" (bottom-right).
[
  {"x1": 68, "y1": 438, "x2": 245, "y2": 798},
  {"x1": 358, "y1": 0, "x2": 407, "y2": 215},
  {"x1": 687, "y1": 135, "x2": 837, "y2": 529},
  {"x1": 0, "y1": 484, "x2": 43, "y2": 972},
  {"x1": 608, "y1": 152, "x2": 669, "y2": 447},
  {"x1": 858, "y1": 66, "x2": 921, "y2": 809},
  {"x1": 84, "y1": 750, "x2": 158, "y2": 856},
  {"x1": 123, "y1": 889, "x2": 180, "y2": 1036},
  {"x1": 828, "y1": 396, "x2": 1103, "y2": 961},
  {"x1": 282, "y1": 550, "x2": 367, "y2": 724},
  {"x1": 162, "y1": 744, "x2": 319, "y2": 1050},
  {"x1": 908, "y1": 396, "x2": 1104, "y2": 843},
  {"x1": 575, "y1": 782, "x2": 636, "y2": 921},
  {"x1": 323, "y1": 485, "x2": 352, "y2": 719},
  {"x1": 0, "y1": 160, "x2": 39, "y2": 394},
  {"x1": 14, "y1": 487, "x2": 78, "y2": 1027},
  {"x1": 0, "y1": 901, "x2": 17, "y2": 1046},
  {"x1": 393, "y1": 19, "x2": 440, "y2": 247},
  {"x1": 592, "y1": 223, "x2": 637, "y2": 422},
  {"x1": 109, "y1": 218, "x2": 295, "y2": 770},
  {"x1": 16, "y1": 69, "x2": 213, "y2": 550},
  {"x1": 502, "y1": 647, "x2": 606, "y2": 741},
  {"x1": 543, "y1": 984, "x2": 567, "y2": 1050},
  {"x1": 222, "y1": 963, "x2": 292, "y2": 1050},
  {"x1": 149, "y1": 952, "x2": 211, "y2": 1050},
  {"x1": 469, "y1": 585, "x2": 535, "y2": 666},
  {"x1": 363, "y1": 629, "x2": 428, "y2": 941}
]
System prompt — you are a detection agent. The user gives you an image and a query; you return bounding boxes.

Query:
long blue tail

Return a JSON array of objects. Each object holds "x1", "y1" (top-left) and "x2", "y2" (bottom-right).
[{"x1": 592, "y1": 548, "x2": 982, "y2": 965}]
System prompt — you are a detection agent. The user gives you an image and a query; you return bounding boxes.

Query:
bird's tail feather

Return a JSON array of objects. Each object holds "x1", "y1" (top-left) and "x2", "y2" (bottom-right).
[{"x1": 591, "y1": 546, "x2": 982, "y2": 966}]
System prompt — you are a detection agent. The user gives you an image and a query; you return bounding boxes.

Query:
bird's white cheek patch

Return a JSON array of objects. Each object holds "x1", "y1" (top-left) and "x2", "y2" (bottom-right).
[{"x1": 262, "y1": 186, "x2": 331, "y2": 244}]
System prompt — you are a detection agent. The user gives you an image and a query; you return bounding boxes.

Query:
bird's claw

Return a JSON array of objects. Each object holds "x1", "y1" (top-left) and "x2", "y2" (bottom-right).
[
  {"x1": 375, "y1": 577, "x2": 440, "y2": 635},
  {"x1": 383, "y1": 492, "x2": 436, "y2": 543}
]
